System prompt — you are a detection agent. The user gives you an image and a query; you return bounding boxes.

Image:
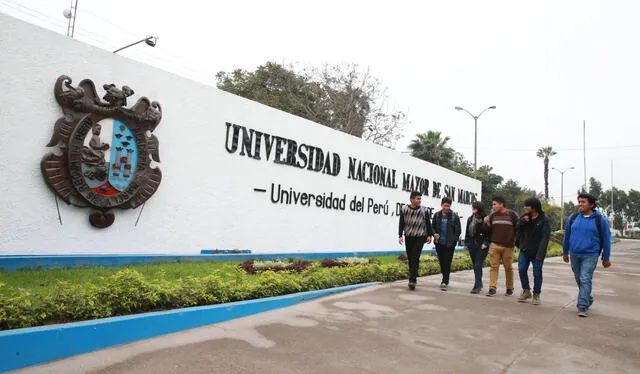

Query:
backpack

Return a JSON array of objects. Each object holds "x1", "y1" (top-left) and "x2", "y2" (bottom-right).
[{"x1": 568, "y1": 212, "x2": 604, "y2": 254}]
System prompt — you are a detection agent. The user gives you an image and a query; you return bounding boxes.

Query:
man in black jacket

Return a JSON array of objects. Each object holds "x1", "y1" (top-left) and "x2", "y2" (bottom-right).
[
  {"x1": 516, "y1": 197, "x2": 551, "y2": 305},
  {"x1": 432, "y1": 197, "x2": 462, "y2": 291}
]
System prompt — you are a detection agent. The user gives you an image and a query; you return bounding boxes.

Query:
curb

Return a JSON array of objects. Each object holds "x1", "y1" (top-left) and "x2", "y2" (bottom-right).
[{"x1": 0, "y1": 282, "x2": 380, "y2": 373}]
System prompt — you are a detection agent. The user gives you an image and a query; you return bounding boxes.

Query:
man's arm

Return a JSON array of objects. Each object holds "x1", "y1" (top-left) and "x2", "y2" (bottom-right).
[
  {"x1": 431, "y1": 213, "x2": 438, "y2": 235},
  {"x1": 464, "y1": 217, "x2": 471, "y2": 245},
  {"x1": 425, "y1": 210, "x2": 435, "y2": 236},
  {"x1": 537, "y1": 218, "x2": 551, "y2": 260},
  {"x1": 454, "y1": 213, "x2": 462, "y2": 238},
  {"x1": 562, "y1": 216, "x2": 572, "y2": 256},
  {"x1": 398, "y1": 209, "x2": 405, "y2": 238},
  {"x1": 601, "y1": 217, "x2": 612, "y2": 262}
]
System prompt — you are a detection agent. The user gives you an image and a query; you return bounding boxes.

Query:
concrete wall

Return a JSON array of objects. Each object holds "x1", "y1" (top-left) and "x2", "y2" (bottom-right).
[{"x1": 0, "y1": 13, "x2": 481, "y2": 254}]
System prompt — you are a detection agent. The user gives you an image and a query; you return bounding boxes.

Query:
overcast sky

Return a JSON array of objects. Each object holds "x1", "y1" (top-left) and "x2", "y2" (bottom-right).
[{"x1": 2, "y1": 0, "x2": 639, "y2": 205}]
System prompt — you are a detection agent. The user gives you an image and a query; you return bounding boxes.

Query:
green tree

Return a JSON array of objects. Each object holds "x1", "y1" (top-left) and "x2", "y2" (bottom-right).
[
  {"x1": 536, "y1": 146, "x2": 557, "y2": 199},
  {"x1": 588, "y1": 177, "x2": 603, "y2": 202},
  {"x1": 408, "y1": 131, "x2": 455, "y2": 167},
  {"x1": 625, "y1": 189, "x2": 640, "y2": 224},
  {"x1": 216, "y1": 62, "x2": 406, "y2": 148},
  {"x1": 543, "y1": 204, "x2": 562, "y2": 231},
  {"x1": 472, "y1": 165, "x2": 504, "y2": 207},
  {"x1": 601, "y1": 188, "x2": 629, "y2": 219},
  {"x1": 613, "y1": 213, "x2": 624, "y2": 234}
]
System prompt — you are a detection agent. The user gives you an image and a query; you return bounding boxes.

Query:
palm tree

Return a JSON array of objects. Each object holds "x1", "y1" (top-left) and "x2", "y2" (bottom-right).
[
  {"x1": 537, "y1": 146, "x2": 557, "y2": 199},
  {"x1": 408, "y1": 131, "x2": 455, "y2": 167}
]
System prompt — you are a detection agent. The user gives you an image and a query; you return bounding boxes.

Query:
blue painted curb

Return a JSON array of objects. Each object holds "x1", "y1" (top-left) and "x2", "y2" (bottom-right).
[
  {"x1": 0, "y1": 282, "x2": 380, "y2": 373},
  {"x1": 0, "y1": 248, "x2": 464, "y2": 272}
]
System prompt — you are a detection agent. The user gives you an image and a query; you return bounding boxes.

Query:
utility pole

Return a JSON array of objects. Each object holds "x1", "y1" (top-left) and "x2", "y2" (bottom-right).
[
  {"x1": 64, "y1": 0, "x2": 79, "y2": 38},
  {"x1": 583, "y1": 120, "x2": 587, "y2": 191}
]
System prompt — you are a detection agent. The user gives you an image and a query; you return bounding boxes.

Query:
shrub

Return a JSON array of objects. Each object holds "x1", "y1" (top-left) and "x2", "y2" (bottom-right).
[
  {"x1": 321, "y1": 257, "x2": 380, "y2": 268},
  {"x1": 240, "y1": 259, "x2": 313, "y2": 274}
]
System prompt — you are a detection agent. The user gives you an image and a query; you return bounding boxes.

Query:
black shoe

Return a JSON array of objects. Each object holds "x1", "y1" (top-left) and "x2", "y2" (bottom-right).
[
  {"x1": 470, "y1": 288, "x2": 481, "y2": 294},
  {"x1": 504, "y1": 289, "x2": 514, "y2": 296},
  {"x1": 408, "y1": 282, "x2": 416, "y2": 291},
  {"x1": 486, "y1": 289, "x2": 497, "y2": 297}
]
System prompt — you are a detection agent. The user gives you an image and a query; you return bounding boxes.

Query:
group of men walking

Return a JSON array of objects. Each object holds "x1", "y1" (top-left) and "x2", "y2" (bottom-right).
[{"x1": 397, "y1": 191, "x2": 612, "y2": 317}]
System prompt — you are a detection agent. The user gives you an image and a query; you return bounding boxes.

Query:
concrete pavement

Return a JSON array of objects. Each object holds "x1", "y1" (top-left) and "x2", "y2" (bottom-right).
[{"x1": 13, "y1": 241, "x2": 640, "y2": 373}]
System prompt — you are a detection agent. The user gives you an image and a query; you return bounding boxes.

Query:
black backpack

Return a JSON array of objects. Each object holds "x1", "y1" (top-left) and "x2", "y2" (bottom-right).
[{"x1": 568, "y1": 212, "x2": 605, "y2": 254}]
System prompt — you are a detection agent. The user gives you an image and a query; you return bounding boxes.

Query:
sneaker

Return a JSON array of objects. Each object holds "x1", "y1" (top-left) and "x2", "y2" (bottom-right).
[
  {"x1": 577, "y1": 309, "x2": 588, "y2": 318},
  {"x1": 486, "y1": 289, "x2": 497, "y2": 297},
  {"x1": 470, "y1": 288, "x2": 481, "y2": 294},
  {"x1": 505, "y1": 289, "x2": 514, "y2": 297},
  {"x1": 440, "y1": 283, "x2": 447, "y2": 291},
  {"x1": 532, "y1": 294, "x2": 541, "y2": 305},
  {"x1": 408, "y1": 282, "x2": 416, "y2": 291},
  {"x1": 518, "y1": 289, "x2": 532, "y2": 303}
]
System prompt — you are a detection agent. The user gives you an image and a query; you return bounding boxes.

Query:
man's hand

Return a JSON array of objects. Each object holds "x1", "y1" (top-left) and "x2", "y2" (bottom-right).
[
  {"x1": 481, "y1": 244, "x2": 488, "y2": 250},
  {"x1": 483, "y1": 216, "x2": 491, "y2": 224},
  {"x1": 535, "y1": 257, "x2": 543, "y2": 261},
  {"x1": 522, "y1": 215, "x2": 530, "y2": 222},
  {"x1": 563, "y1": 255, "x2": 570, "y2": 263},
  {"x1": 433, "y1": 233, "x2": 440, "y2": 242},
  {"x1": 398, "y1": 237, "x2": 404, "y2": 245},
  {"x1": 426, "y1": 236, "x2": 433, "y2": 244},
  {"x1": 602, "y1": 260, "x2": 612, "y2": 268},
  {"x1": 464, "y1": 246, "x2": 469, "y2": 251}
]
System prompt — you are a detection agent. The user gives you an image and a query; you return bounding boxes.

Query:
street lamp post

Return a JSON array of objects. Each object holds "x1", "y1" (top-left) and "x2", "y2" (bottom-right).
[
  {"x1": 113, "y1": 36, "x2": 158, "y2": 54},
  {"x1": 454, "y1": 105, "x2": 496, "y2": 172},
  {"x1": 553, "y1": 166, "x2": 575, "y2": 231}
]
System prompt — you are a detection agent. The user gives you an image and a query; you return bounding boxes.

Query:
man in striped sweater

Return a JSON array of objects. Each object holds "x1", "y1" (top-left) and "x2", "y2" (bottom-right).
[{"x1": 398, "y1": 191, "x2": 434, "y2": 290}]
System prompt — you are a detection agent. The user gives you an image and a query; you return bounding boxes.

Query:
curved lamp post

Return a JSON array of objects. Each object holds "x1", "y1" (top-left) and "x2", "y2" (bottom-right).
[
  {"x1": 113, "y1": 36, "x2": 158, "y2": 54},
  {"x1": 454, "y1": 105, "x2": 496, "y2": 172}
]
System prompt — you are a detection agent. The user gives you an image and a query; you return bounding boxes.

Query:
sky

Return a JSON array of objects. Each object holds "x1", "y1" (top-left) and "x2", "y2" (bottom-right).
[{"x1": 2, "y1": 0, "x2": 639, "y2": 206}]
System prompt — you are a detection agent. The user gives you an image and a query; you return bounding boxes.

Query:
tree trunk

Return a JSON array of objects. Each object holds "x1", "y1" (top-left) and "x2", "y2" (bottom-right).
[{"x1": 544, "y1": 157, "x2": 549, "y2": 199}]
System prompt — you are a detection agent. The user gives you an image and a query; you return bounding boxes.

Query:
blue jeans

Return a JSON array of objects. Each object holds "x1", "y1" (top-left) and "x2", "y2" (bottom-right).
[
  {"x1": 570, "y1": 255, "x2": 598, "y2": 311},
  {"x1": 518, "y1": 253, "x2": 544, "y2": 294},
  {"x1": 468, "y1": 243, "x2": 488, "y2": 289}
]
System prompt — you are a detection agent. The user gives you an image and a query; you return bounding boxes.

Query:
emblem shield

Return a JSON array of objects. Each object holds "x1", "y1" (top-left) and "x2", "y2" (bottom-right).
[{"x1": 41, "y1": 75, "x2": 162, "y2": 228}]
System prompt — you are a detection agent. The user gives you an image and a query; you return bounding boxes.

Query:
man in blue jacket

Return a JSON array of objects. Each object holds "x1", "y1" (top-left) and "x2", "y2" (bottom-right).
[{"x1": 563, "y1": 193, "x2": 612, "y2": 317}]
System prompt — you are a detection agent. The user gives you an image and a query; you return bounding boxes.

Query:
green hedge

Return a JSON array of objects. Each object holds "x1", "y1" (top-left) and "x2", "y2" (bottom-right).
[{"x1": 0, "y1": 243, "x2": 562, "y2": 331}]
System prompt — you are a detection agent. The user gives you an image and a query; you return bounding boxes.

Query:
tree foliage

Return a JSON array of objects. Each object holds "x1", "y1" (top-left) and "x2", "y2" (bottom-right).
[
  {"x1": 536, "y1": 146, "x2": 557, "y2": 199},
  {"x1": 216, "y1": 62, "x2": 406, "y2": 148},
  {"x1": 408, "y1": 131, "x2": 455, "y2": 167}
]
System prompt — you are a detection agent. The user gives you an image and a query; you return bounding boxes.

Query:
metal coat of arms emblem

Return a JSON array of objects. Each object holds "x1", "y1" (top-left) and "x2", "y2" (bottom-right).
[{"x1": 41, "y1": 75, "x2": 162, "y2": 228}]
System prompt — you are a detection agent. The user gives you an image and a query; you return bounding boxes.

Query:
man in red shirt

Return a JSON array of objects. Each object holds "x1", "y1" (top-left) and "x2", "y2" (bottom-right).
[{"x1": 483, "y1": 196, "x2": 519, "y2": 297}]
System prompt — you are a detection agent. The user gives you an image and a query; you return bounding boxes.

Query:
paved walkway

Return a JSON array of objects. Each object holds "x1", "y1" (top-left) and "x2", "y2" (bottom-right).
[{"x1": 14, "y1": 241, "x2": 640, "y2": 374}]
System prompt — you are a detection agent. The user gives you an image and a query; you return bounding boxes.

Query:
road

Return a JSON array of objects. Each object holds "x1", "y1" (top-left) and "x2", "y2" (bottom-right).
[{"x1": 14, "y1": 241, "x2": 640, "y2": 374}]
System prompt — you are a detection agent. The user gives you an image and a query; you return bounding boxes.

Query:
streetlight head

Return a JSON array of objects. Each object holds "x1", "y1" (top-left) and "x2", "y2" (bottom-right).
[
  {"x1": 568, "y1": 166, "x2": 575, "y2": 170},
  {"x1": 145, "y1": 37, "x2": 157, "y2": 47},
  {"x1": 454, "y1": 106, "x2": 463, "y2": 111},
  {"x1": 489, "y1": 105, "x2": 496, "y2": 109}
]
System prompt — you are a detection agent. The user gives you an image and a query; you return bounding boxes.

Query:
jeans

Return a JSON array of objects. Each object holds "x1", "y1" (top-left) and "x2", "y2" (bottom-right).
[
  {"x1": 405, "y1": 236, "x2": 425, "y2": 283},
  {"x1": 435, "y1": 244, "x2": 455, "y2": 284},
  {"x1": 489, "y1": 243, "x2": 515, "y2": 290},
  {"x1": 570, "y1": 255, "x2": 599, "y2": 311},
  {"x1": 518, "y1": 253, "x2": 544, "y2": 294},
  {"x1": 468, "y1": 243, "x2": 488, "y2": 289}
]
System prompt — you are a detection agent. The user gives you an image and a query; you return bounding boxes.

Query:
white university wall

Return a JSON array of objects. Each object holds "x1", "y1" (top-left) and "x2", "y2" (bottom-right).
[{"x1": 0, "y1": 14, "x2": 481, "y2": 254}]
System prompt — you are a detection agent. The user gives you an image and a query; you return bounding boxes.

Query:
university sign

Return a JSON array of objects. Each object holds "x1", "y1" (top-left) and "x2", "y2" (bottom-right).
[{"x1": 225, "y1": 122, "x2": 479, "y2": 218}]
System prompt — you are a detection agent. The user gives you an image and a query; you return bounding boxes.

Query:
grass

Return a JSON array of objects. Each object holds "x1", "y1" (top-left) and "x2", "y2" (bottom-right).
[{"x1": 0, "y1": 260, "x2": 240, "y2": 297}]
